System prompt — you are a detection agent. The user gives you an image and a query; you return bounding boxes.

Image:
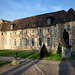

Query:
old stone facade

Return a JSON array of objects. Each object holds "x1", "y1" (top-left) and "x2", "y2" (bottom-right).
[{"x1": 0, "y1": 8, "x2": 75, "y2": 52}]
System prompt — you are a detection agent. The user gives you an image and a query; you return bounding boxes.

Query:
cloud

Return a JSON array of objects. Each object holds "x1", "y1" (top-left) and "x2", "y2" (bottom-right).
[{"x1": 52, "y1": 6, "x2": 62, "y2": 11}]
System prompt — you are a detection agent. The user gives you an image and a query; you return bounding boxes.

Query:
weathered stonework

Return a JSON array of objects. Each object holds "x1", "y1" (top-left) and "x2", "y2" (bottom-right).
[{"x1": 0, "y1": 8, "x2": 75, "y2": 53}]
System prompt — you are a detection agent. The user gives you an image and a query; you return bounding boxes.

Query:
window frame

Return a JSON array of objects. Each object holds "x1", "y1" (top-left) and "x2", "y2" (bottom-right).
[
  {"x1": 25, "y1": 38, "x2": 28, "y2": 47},
  {"x1": 14, "y1": 39, "x2": 16, "y2": 46},
  {"x1": 47, "y1": 38, "x2": 50, "y2": 46},
  {"x1": 67, "y1": 25, "x2": 70, "y2": 31},
  {"x1": 20, "y1": 39, "x2": 22, "y2": 47},
  {"x1": 39, "y1": 38, "x2": 42, "y2": 46},
  {"x1": 48, "y1": 28, "x2": 50, "y2": 33},
  {"x1": 32, "y1": 38, "x2": 34, "y2": 46},
  {"x1": 5, "y1": 39, "x2": 7, "y2": 45},
  {"x1": 9, "y1": 39, "x2": 11, "y2": 46},
  {"x1": 39, "y1": 29, "x2": 42, "y2": 34}
]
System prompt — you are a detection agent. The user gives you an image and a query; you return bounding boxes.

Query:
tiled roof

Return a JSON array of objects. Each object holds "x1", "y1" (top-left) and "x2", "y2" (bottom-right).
[
  {"x1": 0, "y1": 8, "x2": 75, "y2": 31},
  {"x1": 12, "y1": 10, "x2": 66, "y2": 30},
  {"x1": 63, "y1": 8, "x2": 75, "y2": 22}
]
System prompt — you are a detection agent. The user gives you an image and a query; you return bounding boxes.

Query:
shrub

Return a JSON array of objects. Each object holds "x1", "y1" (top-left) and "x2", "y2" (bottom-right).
[
  {"x1": 40, "y1": 44, "x2": 48, "y2": 58},
  {"x1": 57, "y1": 43, "x2": 61, "y2": 54}
]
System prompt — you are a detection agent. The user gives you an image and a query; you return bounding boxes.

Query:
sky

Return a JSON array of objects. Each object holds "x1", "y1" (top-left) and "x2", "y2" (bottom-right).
[{"x1": 0, "y1": 0, "x2": 75, "y2": 21}]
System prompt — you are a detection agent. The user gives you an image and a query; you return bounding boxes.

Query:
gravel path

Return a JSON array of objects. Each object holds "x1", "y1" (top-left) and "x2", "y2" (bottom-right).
[
  {"x1": 0, "y1": 56, "x2": 75, "y2": 75},
  {"x1": 33, "y1": 60, "x2": 75, "y2": 75}
]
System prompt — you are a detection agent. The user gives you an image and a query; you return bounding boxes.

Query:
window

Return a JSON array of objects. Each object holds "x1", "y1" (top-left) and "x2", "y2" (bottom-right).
[
  {"x1": 39, "y1": 38, "x2": 42, "y2": 46},
  {"x1": 32, "y1": 38, "x2": 34, "y2": 46},
  {"x1": 47, "y1": 38, "x2": 50, "y2": 46},
  {"x1": 14, "y1": 32, "x2": 16, "y2": 35},
  {"x1": 39, "y1": 29, "x2": 42, "y2": 33},
  {"x1": 48, "y1": 28, "x2": 50, "y2": 33},
  {"x1": 5, "y1": 39, "x2": 7, "y2": 45},
  {"x1": 11, "y1": 24, "x2": 13, "y2": 29},
  {"x1": 26, "y1": 30, "x2": 27, "y2": 34},
  {"x1": 20, "y1": 39, "x2": 22, "y2": 46},
  {"x1": 32, "y1": 30, "x2": 34, "y2": 33},
  {"x1": 10, "y1": 32, "x2": 12, "y2": 35},
  {"x1": 5, "y1": 32, "x2": 7, "y2": 35},
  {"x1": 9, "y1": 39, "x2": 11, "y2": 46},
  {"x1": 2, "y1": 33, "x2": 3, "y2": 35},
  {"x1": 14, "y1": 39, "x2": 16, "y2": 46},
  {"x1": 20, "y1": 31, "x2": 22, "y2": 34},
  {"x1": 25, "y1": 38, "x2": 28, "y2": 47},
  {"x1": 67, "y1": 25, "x2": 70, "y2": 31},
  {"x1": 47, "y1": 18, "x2": 51, "y2": 25}
]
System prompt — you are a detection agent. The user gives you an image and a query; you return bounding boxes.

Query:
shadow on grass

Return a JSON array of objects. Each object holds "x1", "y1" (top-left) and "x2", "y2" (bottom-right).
[{"x1": 0, "y1": 61, "x2": 10, "y2": 66}]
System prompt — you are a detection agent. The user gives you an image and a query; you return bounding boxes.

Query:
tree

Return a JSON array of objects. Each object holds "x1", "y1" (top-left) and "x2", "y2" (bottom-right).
[
  {"x1": 40, "y1": 44, "x2": 48, "y2": 58},
  {"x1": 57, "y1": 43, "x2": 61, "y2": 54}
]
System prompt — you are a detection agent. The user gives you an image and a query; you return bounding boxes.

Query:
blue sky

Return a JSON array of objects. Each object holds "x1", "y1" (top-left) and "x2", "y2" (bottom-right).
[{"x1": 0, "y1": 0, "x2": 75, "y2": 21}]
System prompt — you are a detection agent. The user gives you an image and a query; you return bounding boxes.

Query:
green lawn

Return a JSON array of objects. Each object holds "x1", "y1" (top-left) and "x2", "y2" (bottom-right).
[
  {"x1": 0, "y1": 50, "x2": 62, "y2": 61},
  {"x1": 0, "y1": 61, "x2": 10, "y2": 66}
]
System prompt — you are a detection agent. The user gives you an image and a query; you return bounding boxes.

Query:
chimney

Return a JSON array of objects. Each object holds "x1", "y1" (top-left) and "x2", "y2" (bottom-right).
[{"x1": 0, "y1": 18, "x2": 3, "y2": 24}]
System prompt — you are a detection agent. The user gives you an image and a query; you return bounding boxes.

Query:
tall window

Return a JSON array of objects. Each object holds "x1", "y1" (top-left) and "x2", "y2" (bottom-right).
[
  {"x1": 67, "y1": 25, "x2": 70, "y2": 31},
  {"x1": 39, "y1": 38, "x2": 42, "y2": 46},
  {"x1": 32, "y1": 30, "x2": 34, "y2": 33},
  {"x1": 10, "y1": 32, "x2": 12, "y2": 36},
  {"x1": 25, "y1": 38, "x2": 28, "y2": 47},
  {"x1": 14, "y1": 39, "x2": 16, "y2": 46},
  {"x1": 14, "y1": 32, "x2": 16, "y2": 35},
  {"x1": 5, "y1": 32, "x2": 7, "y2": 35},
  {"x1": 48, "y1": 28, "x2": 50, "y2": 33},
  {"x1": 2, "y1": 33, "x2": 3, "y2": 35},
  {"x1": 39, "y1": 29, "x2": 42, "y2": 33},
  {"x1": 20, "y1": 39, "x2": 22, "y2": 46},
  {"x1": 47, "y1": 38, "x2": 50, "y2": 46},
  {"x1": 5, "y1": 39, "x2": 7, "y2": 45},
  {"x1": 32, "y1": 38, "x2": 34, "y2": 46},
  {"x1": 9, "y1": 39, "x2": 11, "y2": 46},
  {"x1": 20, "y1": 31, "x2": 22, "y2": 35},
  {"x1": 26, "y1": 30, "x2": 27, "y2": 34}
]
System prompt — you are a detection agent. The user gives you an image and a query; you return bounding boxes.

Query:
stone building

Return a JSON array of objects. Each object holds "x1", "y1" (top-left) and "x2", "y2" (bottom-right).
[{"x1": 0, "y1": 8, "x2": 75, "y2": 52}]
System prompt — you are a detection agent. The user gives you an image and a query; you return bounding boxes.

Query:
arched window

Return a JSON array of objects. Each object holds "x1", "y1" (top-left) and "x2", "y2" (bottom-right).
[
  {"x1": 39, "y1": 38, "x2": 42, "y2": 46},
  {"x1": 25, "y1": 38, "x2": 28, "y2": 47},
  {"x1": 32, "y1": 38, "x2": 34, "y2": 46}
]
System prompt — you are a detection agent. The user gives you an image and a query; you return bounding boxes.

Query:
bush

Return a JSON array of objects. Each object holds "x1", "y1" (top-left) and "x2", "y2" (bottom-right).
[
  {"x1": 57, "y1": 43, "x2": 61, "y2": 54},
  {"x1": 40, "y1": 44, "x2": 48, "y2": 58}
]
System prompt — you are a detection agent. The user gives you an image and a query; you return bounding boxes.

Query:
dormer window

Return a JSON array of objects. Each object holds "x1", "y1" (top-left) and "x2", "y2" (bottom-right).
[
  {"x1": 47, "y1": 18, "x2": 51, "y2": 25},
  {"x1": 10, "y1": 24, "x2": 13, "y2": 29}
]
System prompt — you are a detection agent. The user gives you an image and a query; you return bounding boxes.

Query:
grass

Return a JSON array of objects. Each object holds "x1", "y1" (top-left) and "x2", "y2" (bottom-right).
[
  {"x1": 0, "y1": 61, "x2": 10, "y2": 66},
  {"x1": 71, "y1": 54, "x2": 75, "y2": 60},
  {"x1": 0, "y1": 50, "x2": 62, "y2": 61},
  {"x1": 43, "y1": 53, "x2": 62, "y2": 61}
]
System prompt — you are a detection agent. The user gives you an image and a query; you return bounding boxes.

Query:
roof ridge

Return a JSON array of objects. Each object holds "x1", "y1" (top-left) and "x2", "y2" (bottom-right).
[{"x1": 13, "y1": 10, "x2": 66, "y2": 22}]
